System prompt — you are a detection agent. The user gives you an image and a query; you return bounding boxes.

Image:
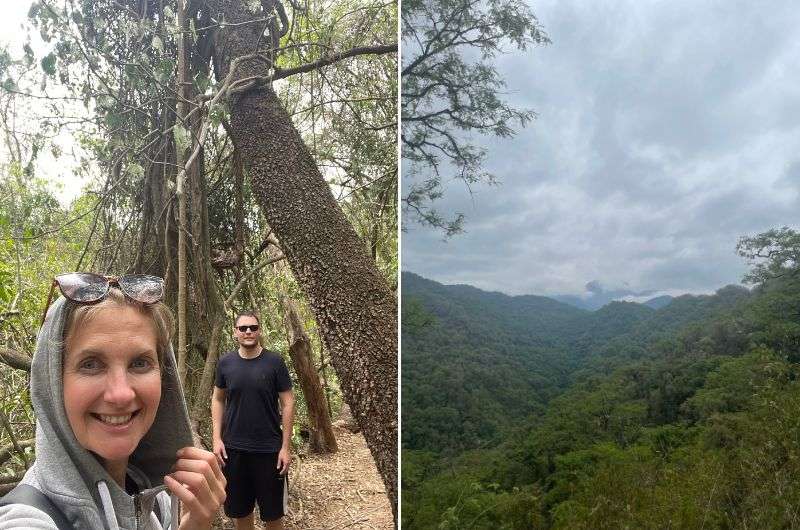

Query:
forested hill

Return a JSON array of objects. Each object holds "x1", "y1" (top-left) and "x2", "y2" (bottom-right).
[
  {"x1": 401, "y1": 272, "x2": 748, "y2": 456},
  {"x1": 402, "y1": 272, "x2": 588, "y2": 348},
  {"x1": 401, "y1": 272, "x2": 589, "y2": 454},
  {"x1": 400, "y1": 268, "x2": 800, "y2": 529}
]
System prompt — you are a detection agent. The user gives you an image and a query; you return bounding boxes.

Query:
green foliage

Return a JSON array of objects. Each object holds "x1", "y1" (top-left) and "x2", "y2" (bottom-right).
[
  {"x1": 0, "y1": 170, "x2": 99, "y2": 482},
  {"x1": 401, "y1": 296, "x2": 436, "y2": 334},
  {"x1": 402, "y1": 236, "x2": 800, "y2": 528},
  {"x1": 401, "y1": 0, "x2": 549, "y2": 235},
  {"x1": 403, "y1": 449, "x2": 544, "y2": 530},
  {"x1": 737, "y1": 226, "x2": 800, "y2": 284},
  {"x1": 39, "y1": 52, "x2": 56, "y2": 76},
  {"x1": 277, "y1": 0, "x2": 398, "y2": 286}
]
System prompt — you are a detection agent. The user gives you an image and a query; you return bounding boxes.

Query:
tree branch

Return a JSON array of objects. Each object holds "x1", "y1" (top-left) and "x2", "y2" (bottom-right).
[
  {"x1": 0, "y1": 348, "x2": 31, "y2": 372},
  {"x1": 224, "y1": 254, "x2": 286, "y2": 309},
  {"x1": 0, "y1": 439, "x2": 34, "y2": 466},
  {"x1": 273, "y1": 43, "x2": 397, "y2": 80}
]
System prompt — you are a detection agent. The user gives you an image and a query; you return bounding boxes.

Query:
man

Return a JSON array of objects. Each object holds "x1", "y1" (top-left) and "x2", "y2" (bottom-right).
[{"x1": 212, "y1": 311, "x2": 295, "y2": 530}]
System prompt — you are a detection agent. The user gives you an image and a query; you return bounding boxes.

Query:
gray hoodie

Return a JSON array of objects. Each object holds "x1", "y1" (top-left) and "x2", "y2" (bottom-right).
[{"x1": 0, "y1": 296, "x2": 194, "y2": 529}]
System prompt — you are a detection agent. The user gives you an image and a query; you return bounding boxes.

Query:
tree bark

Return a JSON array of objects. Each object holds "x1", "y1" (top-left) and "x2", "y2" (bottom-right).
[
  {"x1": 209, "y1": 0, "x2": 397, "y2": 516},
  {"x1": 283, "y1": 298, "x2": 337, "y2": 454},
  {"x1": 0, "y1": 348, "x2": 31, "y2": 372},
  {"x1": 175, "y1": 0, "x2": 190, "y2": 385}
]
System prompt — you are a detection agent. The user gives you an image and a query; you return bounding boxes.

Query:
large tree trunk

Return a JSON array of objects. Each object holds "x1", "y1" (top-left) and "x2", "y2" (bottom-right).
[
  {"x1": 209, "y1": 0, "x2": 397, "y2": 516},
  {"x1": 283, "y1": 298, "x2": 338, "y2": 454}
]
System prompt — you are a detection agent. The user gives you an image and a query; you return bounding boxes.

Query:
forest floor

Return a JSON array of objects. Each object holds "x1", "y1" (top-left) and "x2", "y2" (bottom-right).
[{"x1": 212, "y1": 425, "x2": 392, "y2": 529}]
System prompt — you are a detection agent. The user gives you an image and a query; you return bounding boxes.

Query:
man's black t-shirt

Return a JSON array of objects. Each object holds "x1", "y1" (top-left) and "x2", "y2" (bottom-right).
[{"x1": 214, "y1": 349, "x2": 292, "y2": 452}]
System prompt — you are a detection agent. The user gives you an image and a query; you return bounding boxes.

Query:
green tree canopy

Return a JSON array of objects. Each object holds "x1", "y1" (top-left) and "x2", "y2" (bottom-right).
[{"x1": 401, "y1": 0, "x2": 549, "y2": 235}]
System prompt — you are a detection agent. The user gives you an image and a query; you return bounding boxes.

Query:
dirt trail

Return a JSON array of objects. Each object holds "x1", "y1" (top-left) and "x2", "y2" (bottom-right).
[{"x1": 214, "y1": 426, "x2": 393, "y2": 529}]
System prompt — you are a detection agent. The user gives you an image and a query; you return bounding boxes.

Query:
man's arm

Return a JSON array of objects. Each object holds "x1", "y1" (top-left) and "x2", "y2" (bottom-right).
[
  {"x1": 277, "y1": 389, "x2": 295, "y2": 474},
  {"x1": 211, "y1": 386, "x2": 227, "y2": 466}
]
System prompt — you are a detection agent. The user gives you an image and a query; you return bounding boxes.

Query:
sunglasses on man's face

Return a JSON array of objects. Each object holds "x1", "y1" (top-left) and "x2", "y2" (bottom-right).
[
  {"x1": 236, "y1": 325, "x2": 260, "y2": 333},
  {"x1": 41, "y1": 272, "x2": 165, "y2": 326}
]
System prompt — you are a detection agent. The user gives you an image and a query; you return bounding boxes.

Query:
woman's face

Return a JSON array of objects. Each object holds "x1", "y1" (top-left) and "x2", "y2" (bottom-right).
[{"x1": 63, "y1": 303, "x2": 161, "y2": 469}]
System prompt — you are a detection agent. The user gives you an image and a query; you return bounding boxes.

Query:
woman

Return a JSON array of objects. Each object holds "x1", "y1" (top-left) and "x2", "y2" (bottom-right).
[{"x1": 0, "y1": 273, "x2": 225, "y2": 529}]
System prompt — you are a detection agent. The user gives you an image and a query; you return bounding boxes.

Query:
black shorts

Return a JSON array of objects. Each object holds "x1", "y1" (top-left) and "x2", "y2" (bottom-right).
[{"x1": 222, "y1": 449, "x2": 288, "y2": 521}]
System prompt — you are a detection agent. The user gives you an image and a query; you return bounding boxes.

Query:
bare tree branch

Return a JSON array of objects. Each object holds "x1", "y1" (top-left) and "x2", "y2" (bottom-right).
[{"x1": 273, "y1": 43, "x2": 397, "y2": 80}]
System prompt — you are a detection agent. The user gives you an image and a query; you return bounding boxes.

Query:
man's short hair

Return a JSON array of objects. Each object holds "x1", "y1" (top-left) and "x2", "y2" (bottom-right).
[{"x1": 234, "y1": 310, "x2": 261, "y2": 326}]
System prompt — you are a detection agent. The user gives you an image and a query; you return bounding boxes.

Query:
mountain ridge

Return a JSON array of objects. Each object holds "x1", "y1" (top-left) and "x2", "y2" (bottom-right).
[{"x1": 404, "y1": 272, "x2": 677, "y2": 312}]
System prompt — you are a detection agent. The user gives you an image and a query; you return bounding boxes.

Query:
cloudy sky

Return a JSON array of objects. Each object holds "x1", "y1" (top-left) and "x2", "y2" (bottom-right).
[{"x1": 402, "y1": 0, "x2": 800, "y2": 298}]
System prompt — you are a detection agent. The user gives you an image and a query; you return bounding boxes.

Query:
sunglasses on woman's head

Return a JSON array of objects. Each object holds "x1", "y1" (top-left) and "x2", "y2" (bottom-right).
[
  {"x1": 41, "y1": 272, "x2": 165, "y2": 326},
  {"x1": 237, "y1": 325, "x2": 260, "y2": 333}
]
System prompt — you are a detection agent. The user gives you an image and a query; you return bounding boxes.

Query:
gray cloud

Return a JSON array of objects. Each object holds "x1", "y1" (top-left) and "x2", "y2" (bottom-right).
[{"x1": 402, "y1": 0, "x2": 800, "y2": 297}]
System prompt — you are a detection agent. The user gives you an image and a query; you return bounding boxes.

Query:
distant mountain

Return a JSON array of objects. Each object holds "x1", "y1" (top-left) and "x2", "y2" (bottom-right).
[
  {"x1": 644, "y1": 295, "x2": 673, "y2": 309},
  {"x1": 551, "y1": 280, "x2": 673, "y2": 311},
  {"x1": 574, "y1": 300, "x2": 655, "y2": 347},
  {"x1": 550, "y1": 293, "x2": 603, "y2": 311},
  {"x1": 403, "y1": 272, "x2": 588, "y2": 350},
  {"x1": 402, "y1": 272, "x2": 588, "y2": 453}
]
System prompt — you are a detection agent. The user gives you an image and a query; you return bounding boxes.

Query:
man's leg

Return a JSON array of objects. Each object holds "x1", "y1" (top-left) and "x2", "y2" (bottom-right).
[
  {"x1": 254, "y1": 452, "x2": 287, "y2": 529},
  {"x1": 263, "y1": 516, "x2": 283, "y2": 530},
  {"x1": 224, "y1": 449, "x2": 258, "y2": 530},
  {"x1": 233, "y1": 512, "x2": 257, "y2": 530}
]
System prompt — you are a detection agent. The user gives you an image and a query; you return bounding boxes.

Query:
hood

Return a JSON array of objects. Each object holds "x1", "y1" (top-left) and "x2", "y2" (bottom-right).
[{"x1": 23, "y1": 295, "x2": 193, "y2": 529}]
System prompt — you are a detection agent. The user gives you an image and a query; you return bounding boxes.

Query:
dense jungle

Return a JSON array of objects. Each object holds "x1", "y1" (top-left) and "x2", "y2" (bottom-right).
[{"x1": 402, "y1": 228, "x2": 800, "y2": 529}]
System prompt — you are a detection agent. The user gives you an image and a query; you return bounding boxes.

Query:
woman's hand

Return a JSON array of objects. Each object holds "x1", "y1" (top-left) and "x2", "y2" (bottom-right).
[{"x1": 164, "y1": 446, "x2": 227, "y2": 530}]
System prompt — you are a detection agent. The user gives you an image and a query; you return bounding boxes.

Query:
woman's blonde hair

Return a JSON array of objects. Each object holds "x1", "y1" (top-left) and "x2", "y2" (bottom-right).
[{"x1": 62, "y1": 287, "x2": 174, "y2": 370}]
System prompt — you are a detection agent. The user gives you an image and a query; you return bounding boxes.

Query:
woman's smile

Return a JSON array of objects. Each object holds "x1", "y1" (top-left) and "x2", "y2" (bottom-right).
[{"x1": 91, "y1": 410, "x2": 139, "y2": 427}]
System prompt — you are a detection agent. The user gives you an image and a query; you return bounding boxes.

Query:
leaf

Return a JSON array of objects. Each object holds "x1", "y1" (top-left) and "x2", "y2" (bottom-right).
[
  {"x1": 27, "y1": 2, "x2": 40, "y2": 20},
  {"x1": 245, "y1": 0, "x2": 261, "y2": 14},
  {"x1": 208, "y1": 103, "x2": 228, "y2": 126},
  {"x1": 174, "y1": 124, "x2": 190, "y2": 152},
  {"x1": 104, "y1": 111, "x2": 123, "y2": 130},
  {"x1": 97, "y1": 94, "x2": 115, "y2": 108},
  {"x1": 163, "y1": 6, "x2": 175, "y2": 22},
  {"x1": 40, "y1": 52, "x2": 56, "y2": 76},
  {"x1": 23, "y1": 43, "x2": 34, "y2": 65},
  {"x1": 157, "y1": 59, "x2": 175, "y2": 84},
  {"x1": 152, "y1": 35, "x2": 164, "y2": 53},
  {"x1": 127, "y1": 162, "x2": 144, "y2": 178},
  {"x1": 93, "y1": 16, "x2": 107, "y2": 33}
]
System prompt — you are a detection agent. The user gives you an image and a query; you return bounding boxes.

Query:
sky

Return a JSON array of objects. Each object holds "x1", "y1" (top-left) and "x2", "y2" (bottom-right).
[
  {"x1": 402, "y1": 0, "x2": 800, "y2": 298},
  {"x1": 0, "y1": 1, "x2": 88, "y2": 207},
  {"x1": 0, "y1": 3, "x2": 33, "y2": 41}
]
